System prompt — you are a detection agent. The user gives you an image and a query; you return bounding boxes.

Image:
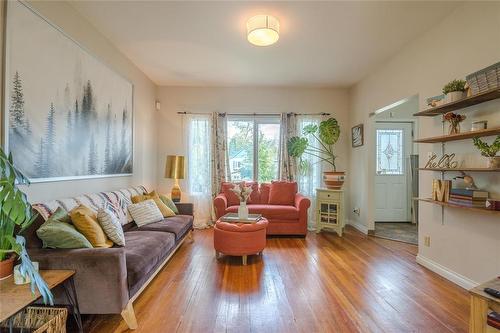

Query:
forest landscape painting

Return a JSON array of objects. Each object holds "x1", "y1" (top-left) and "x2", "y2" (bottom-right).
[{"x1": 5, "y1": 1, "x2": 133, "y2": 181}]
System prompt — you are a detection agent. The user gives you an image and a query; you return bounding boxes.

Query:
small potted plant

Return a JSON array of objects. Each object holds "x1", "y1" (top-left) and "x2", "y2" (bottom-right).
[
  {"x1": 0, "y1": 148, "x2": 53, "y2": 303},
  {"x1": 288, "y1": 117, "x2": 345, "y2": 189},
  {"x1": 442, "y1": 79, "x2": 467, "y2": 103},
  {"x1": 443, "y1": 112, "x2": 466, "y2": 135},
  {"x1": 473, "y1": 136, "x2": 500, "y2": 168}
]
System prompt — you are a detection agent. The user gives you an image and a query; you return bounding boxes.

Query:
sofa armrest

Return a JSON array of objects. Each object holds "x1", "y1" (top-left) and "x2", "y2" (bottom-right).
[
  {"x1": 214, "y1": 194, "x2": 228, "y2": 220},
  {"x1": 27, "y1": 247, "x2": 129, "y2": 314},
  {"x1": 295, "y1": 193, "x2": 311, "y2": 211},
  {"x1": 175, "y1": 203, "x2": 194, "y2": 216}
]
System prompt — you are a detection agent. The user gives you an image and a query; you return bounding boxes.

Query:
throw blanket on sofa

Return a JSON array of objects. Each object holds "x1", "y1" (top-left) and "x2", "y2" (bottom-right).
[{"x1": 32, "y1": 186, "x2": 147, "y2": 225}]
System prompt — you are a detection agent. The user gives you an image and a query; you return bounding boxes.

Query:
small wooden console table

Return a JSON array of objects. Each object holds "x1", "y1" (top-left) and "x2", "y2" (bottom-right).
[
  {"x1": 0, "y1": 269, "x2": 82, "y2": 332},
  {"x1": 469, "y1": 277, "x2": 500, "y2": 332}
]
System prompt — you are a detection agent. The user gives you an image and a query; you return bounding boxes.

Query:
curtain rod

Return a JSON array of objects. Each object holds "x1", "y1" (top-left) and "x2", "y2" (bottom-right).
[{"x1": 176, "y1": 112, "x2": 331, "y2": 116}]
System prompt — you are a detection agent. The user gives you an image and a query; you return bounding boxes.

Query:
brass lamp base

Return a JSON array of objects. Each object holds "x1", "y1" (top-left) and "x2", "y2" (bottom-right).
[{"x1": 171, "y1": 182, "x2": 181, "y2": 203}]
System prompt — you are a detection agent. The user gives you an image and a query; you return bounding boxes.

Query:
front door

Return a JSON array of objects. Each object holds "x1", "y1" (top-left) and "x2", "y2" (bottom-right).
[{"x1": 374, "y1": 122, "x2": 413, "y2": 222}]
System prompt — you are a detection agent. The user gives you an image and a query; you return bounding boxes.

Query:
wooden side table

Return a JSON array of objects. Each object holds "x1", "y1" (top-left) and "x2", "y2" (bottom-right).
[
  {"x1": 0, "y1": 269, "x2": 82, "y2": 332},
  {"x1": 469, "y1": 277, "x2": 500, "y2": 333},
  {"x1": 316, "y1": 188, "x2": 345, "y2": 236}
]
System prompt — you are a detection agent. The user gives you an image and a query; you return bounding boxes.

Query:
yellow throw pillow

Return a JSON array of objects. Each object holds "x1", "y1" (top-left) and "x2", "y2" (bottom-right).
[
  {"x1": 70, "y1": 205, "x2": 113, "y2": 248},
  {"x1": 131, "y1": 192, "x2": 175, "y2": 218}
]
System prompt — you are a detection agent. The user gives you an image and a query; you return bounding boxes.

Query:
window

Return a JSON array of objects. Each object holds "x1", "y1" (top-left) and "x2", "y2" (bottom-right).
[
  {"x1": 376, "y1": 129, "x2": 403, "y2": 175},
  {"x1": 187, "y1": 115, "x2": 211, "y2": 194},
  {"x1": 227, "y1": 117, "x2": 280, "y2": 182}
]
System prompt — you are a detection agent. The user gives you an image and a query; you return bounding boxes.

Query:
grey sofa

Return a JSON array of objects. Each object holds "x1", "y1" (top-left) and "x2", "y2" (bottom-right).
[{"x1": 23, "y1": 187, "x2": 193, "y2": 330}]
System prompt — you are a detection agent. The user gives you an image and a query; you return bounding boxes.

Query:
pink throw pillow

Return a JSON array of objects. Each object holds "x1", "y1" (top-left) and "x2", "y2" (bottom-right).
[
  {"x1": 245, "y1": 181, "x2": 261, "y2": 204},
  {"x1": 221, "y1": 182, "x2": 240, "y2": 207},
  {"x1": 268, "y1": 181, "x2": 297, "y2": 205}
]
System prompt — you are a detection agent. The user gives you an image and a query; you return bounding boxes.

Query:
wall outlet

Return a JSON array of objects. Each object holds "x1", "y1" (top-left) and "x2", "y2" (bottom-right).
[{"x1": 424, "y1": 236, "x2": 431, "y2": 247}]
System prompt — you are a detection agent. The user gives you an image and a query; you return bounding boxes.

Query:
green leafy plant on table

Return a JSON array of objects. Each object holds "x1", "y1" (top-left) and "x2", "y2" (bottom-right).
[{"x1": 0, "y1": 148, "x2": 53, "y2": 304}]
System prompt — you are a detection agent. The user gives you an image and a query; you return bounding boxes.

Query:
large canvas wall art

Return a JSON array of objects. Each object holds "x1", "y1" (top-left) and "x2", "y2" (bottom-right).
[{"x1": 4, "y1": 1, "x2": 133, "y2": 182}]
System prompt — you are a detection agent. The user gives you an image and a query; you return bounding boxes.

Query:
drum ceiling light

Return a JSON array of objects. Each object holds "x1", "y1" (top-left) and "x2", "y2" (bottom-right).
[{"x1": 247, "y1": 15, "x2": 279, "y2": 46}]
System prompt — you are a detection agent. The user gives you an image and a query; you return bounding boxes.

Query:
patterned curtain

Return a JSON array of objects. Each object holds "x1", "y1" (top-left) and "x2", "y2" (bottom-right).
[
  {"x1": 278, "y1": 113, "x2": 297, "y2": 181},
  {"x1": 210, "y1": 112, "x2": 229, "y2": 198}
]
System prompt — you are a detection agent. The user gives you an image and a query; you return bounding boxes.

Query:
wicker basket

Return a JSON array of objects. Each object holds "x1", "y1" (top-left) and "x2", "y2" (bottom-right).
[
  {"x1": 466, "y1": 62, "x2": 500, "y2": 95},
  {"x1": 0, "y1": 306, "x2": 67, "y2": 333}
]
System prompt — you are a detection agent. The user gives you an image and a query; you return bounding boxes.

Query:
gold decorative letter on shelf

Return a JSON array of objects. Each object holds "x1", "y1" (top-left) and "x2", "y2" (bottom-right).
[{"x1": 432, "y1": 179, "x2": 451, "y2": 202}]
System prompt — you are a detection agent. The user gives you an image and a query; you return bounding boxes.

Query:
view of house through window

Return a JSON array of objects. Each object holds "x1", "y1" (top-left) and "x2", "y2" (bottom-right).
[{"x1": 227, "y1": 117, "x2": 280, "y2": 182}]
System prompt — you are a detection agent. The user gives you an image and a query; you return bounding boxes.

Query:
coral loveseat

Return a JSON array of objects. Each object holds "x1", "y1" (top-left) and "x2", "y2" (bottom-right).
[
  {"x1": 214, "y1": 181, "x2": 311, "y2": 236},
  {"x1": 23, "y1": 186, "x2": 193, "y2": 330}
]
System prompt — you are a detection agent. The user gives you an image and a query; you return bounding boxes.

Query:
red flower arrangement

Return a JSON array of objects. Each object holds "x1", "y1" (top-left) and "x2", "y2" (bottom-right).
[{"x1": 443, "y1": 112, "x2": 466, "y2": 134}]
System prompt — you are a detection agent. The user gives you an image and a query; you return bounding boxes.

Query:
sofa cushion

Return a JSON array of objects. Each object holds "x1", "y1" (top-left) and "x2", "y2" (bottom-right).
[
  {"x1": 226, "y1": 204, "x2": 299, "y2": 220},
  {"x1": 70, "y1": 205, "x2": 113, "y2": 248},
  {"x1": 135, "y1": 215, "x2": 193, "y2": 241},
  {"x1": 123, "y1": 231, "x2": 176, "y2": 296},
  {"x1": 268, "y1": 181, "x2": 297, "y2": 205},
  {"x1": 221, "y1": 182, "x2": 241, "y2": 206},
  {"x1": 245, "y1": 181, "x2": 261, "y2": 204},
  {"x1": 260, "y1": 183, "x2": 271, "y2": 204}
]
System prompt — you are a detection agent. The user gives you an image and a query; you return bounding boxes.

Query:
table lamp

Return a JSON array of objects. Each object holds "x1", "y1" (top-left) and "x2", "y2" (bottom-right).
[{"x1": 165, "y1": 155, "x2": 185, "y2": 202}]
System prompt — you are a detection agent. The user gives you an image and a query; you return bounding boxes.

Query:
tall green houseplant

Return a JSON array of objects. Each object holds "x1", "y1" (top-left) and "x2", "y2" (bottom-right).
[
  {"x1": 287, "y1": 117, "x2": 340, "y2": 171},
  {"x1": 0, "y1": 148, "x2": 53, "y2": 303}
]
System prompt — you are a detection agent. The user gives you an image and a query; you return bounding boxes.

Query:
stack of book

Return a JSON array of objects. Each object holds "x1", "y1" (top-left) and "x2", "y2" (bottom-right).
[{"x1": 448, "y1": 188, "x2": 488, "y2": 208}]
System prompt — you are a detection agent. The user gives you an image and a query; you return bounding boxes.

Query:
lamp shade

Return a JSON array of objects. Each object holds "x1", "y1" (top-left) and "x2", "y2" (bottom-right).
[
  {"x1": 247, "y1": 15, "x2": 279, "y2": 46},
  {"x1": 165, "y1": 155, "x2": 185, "y2": 179}
]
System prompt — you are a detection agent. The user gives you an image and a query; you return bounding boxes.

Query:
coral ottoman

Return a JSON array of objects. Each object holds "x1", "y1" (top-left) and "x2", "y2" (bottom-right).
[{"x1": 214, "y1": 218, "x2": 269, "y2": 265}]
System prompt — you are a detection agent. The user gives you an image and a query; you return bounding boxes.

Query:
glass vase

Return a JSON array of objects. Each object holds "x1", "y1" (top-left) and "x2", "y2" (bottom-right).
[{"x1": 238, "y1": 201, "x2": 249, "y2": 220}]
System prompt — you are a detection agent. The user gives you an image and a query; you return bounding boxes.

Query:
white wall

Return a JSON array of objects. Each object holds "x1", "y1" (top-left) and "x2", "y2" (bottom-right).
[
  {"x1": 156, "y1": 86, "x2": 350, "y2": 194},
  {"x1": 348, "y1": 2, "x2": 500, "y2": 287},
  {"x1": 1, "y1": 1, "x2": 158, "y2": 202}
]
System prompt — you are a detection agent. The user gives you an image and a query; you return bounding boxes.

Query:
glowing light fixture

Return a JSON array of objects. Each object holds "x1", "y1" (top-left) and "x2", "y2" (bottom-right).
[{"x1": 247, "y1": 15, "x2": 279, "y2": 46}]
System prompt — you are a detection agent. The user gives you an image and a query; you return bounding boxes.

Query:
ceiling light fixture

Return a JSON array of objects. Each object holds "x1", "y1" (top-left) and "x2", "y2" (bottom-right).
[{"x1": 247, "y1": 15, "x2": 279, "y2": 47}]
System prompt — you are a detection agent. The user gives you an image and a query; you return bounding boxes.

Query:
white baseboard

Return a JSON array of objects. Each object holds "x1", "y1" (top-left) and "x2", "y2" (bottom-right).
[
  {"x1": 347, "y1": 219, "x2": 369, "y2": 234},
  {"x1": 416, "y1": 254, "x2": 479, "y2": 290}
]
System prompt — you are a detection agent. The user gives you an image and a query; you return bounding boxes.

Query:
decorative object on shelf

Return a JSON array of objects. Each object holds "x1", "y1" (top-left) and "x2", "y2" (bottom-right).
[
  {"x1": 453, "y1": 172, "x2": 478, "y2": 190},
  {"x1": 443, "y1": 112, "x2": 466, "y2": 134},
  {"x1": 0, "y1": 150, "x2": 53, "y2": 303},
  {"x1": 486, "y1": 199, "x2": 500, "y2": 211},
  {"x1": 230, "y1": 182, "x2": 252, "y2": 219},
  {"x1": 424, "y1": 153, "x2": 459, "y2": 169},
  {"x1": 165, "y1": 155, "x2": 185, "y2": 202},
  {"x1": 432, "y1": 179, "x2": 451, "y2": 202},
  {"x1": 351, "y1": 124, "x2": 364, "y2": 147},
  {"x1": 466, "y1": 61, "x2": 500, "y2": 95},
  {"x1": 472, "y1": 136, "x2": 500, "y2": 168},
  {"x1": 426, "y1": 94, "x2": 445, "y2": 107},
  {"x1": 471, "y1": 120, "x2": 488, "y2": 131},
  {"x1": 5, "y1": 1, "x2": 133, "y2": 182},
  {"x1": 449, "y1": 188, "x2": 488, "y2": 208},
  {"x1": 442, "y1": 79, "x2": 467, "y2": 103},
  {"x1": 288, "y1": 117, "x2": 345, "y2": 189}
]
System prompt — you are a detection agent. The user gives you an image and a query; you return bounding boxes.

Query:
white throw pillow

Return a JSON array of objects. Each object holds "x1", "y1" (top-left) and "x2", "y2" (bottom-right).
[
  {"x1": 128, "y1": 199, "x2": 163, "y2": 227},
  {"x1": 97, "y1": 207, "x2": 126, "y2": 246}
]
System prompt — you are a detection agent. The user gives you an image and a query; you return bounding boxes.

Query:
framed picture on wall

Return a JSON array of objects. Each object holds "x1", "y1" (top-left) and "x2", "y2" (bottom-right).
[
  {"x1": 351, "y1": 124, "x2": 364, "y2": 147},
  {"x1": 3, "y1": 1, "x2": 134, "y2": 182}
]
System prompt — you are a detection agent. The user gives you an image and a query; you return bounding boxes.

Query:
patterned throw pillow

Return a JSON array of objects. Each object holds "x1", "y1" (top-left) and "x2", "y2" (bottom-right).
[
  {"x1": 97, "y1": 207, "x2": 126, "y2": 246},
  {"x1": 128, "y1": 199, "x2": 164, "y2": 227},
  {"x1": 131, "y1": 192, "x2": 175, "y2": 217},
  {"x1": 36, "y1": 207, "x2": 93, "y2": 249}
]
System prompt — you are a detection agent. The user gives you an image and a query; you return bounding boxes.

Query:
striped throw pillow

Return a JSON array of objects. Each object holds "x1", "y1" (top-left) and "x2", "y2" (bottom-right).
[
  {"x1": 97, "y1": 207, "x2": 126, "y2": 246},
  {"x1": 128, "y1": 199, "x2": 163, "y2": 227}
]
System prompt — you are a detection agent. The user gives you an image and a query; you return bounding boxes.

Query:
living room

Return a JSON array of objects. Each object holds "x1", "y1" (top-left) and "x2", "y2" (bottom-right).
[{"x1": 0, "y1": 1, "x2": 499, "y2": 332}]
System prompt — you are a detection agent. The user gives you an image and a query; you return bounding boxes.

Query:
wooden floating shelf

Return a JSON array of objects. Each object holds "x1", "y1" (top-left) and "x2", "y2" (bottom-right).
[
  {"x1": 416, "y1": 198, "x2": 500, "y2": 215},
  {"x1": 414, "y1": 88, "x2": 500, "y2": 117},
  {"x1": 418, "y1": 167, "x2": 500, "y2": 172},
  {"x1": 414, "y1": 127, "x2": 500, "y2": 143}
]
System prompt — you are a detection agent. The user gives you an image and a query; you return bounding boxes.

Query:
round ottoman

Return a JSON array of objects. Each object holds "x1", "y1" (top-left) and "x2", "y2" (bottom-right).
[{"x1": 214, "y1": 218, "x2": 269, "y2": 265}]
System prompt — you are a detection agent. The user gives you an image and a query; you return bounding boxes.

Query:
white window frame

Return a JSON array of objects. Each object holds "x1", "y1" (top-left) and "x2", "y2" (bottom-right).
[{"x1": 227, "y1": 115, "x2": 280, "y2": 182}]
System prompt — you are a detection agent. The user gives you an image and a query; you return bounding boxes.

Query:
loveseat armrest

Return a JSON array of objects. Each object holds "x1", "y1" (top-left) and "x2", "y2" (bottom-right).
[
  {"x1": 214, "y1": 194, "x2": 228, "y2": 220},
  {"x1": 27, "y1": 247, "x2": 129, "y2": 314},
  {"x1": 175, "y1": 203, "x2": 194, "y2": 216},
  {"x1": 295, "y1": 193, "x2": 311, "y2": 211}
]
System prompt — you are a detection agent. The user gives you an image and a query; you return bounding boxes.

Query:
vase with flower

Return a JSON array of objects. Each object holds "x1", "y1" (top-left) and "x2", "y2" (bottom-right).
[
  {"x1": 230, "y1": 182, "x2": 253, "y2": 219},
  {"x1": 443, "y1": 112, "x2": 466, "y2": 135}
]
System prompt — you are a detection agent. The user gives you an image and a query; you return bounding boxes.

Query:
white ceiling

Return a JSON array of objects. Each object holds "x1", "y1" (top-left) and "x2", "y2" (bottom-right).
[{"x1": 71, "y1": 1, "x2": 459, "y2": 87}]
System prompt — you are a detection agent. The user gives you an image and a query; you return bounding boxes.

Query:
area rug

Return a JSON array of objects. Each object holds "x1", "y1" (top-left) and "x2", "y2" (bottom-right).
[{"x1": 373, "y1": 222, "x2": 418, "y2": 245}]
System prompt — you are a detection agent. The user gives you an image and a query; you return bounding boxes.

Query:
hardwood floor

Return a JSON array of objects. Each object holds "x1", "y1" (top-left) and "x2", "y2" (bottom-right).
[{"x1": 82, "y1": 226, "x2": 469, "y2": 333}]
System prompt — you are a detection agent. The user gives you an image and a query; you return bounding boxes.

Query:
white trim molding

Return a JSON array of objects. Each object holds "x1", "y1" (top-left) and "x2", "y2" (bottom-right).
[
  {"x1": 347, "y1": 219, "x2": 369, "y2": 234},
  {"x1": 416, "y1": 254, "x2": 479, "y2": 290}
]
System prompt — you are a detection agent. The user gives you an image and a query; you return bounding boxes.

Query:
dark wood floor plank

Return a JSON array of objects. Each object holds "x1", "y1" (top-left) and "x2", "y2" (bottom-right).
[{"x1": 83, "y1": 226, "x2": 469, "y2": 333}]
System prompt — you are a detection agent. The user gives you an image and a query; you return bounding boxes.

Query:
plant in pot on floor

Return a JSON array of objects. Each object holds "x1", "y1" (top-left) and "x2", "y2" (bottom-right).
[
  {"x1": 0, "y1": 148, "x2": 53, "y2": 304},
  {"x1": 473, "y1": 136, "x2": 500, "y2": 169},
  {"x1": 442, "y1": 79, "x2": 467, "y2": 103},
  {"x1": 288, "y1": 117, "x2": 345, "y2": 189}
]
